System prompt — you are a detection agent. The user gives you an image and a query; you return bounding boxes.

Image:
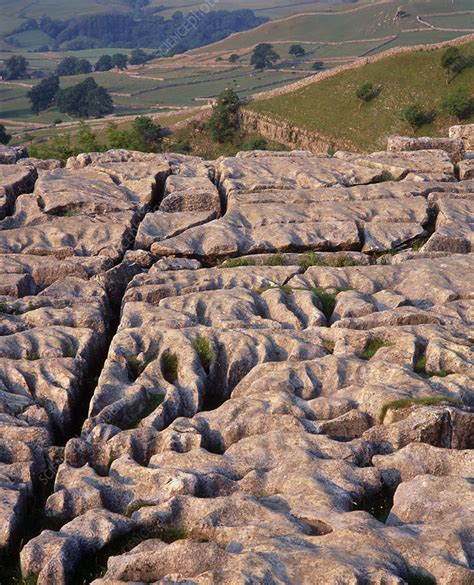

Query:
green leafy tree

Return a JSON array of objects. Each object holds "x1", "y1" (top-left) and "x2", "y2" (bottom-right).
[
  {"x1": 29, "y1": 133, "x2": 76, "y2": 165},
  {"x1": 112, "y1": 53, "x2": 128, "y2": 70},
  {"x1": 4, "y1": 55, "x2": 28, "y2": 80},
  {"x1": 76, "y1": 59, "x2": 93, "y2": 74},
  {"x1": 56, "y1": 57, "x2": 79, "y2": 77},
  {"x1": 399, "y1": 103, "x2": 434, "y2": 132},
  {"x1": 106, "y1": 122, "x2": 130, "y2": 149},
  {"x1": 440, "y1": 47, "x2": 463, "y2": 83},
  {"x1": 0, "y1": 124, "x2": 11, "y2": 145},
  {"x1": 130, "y1": 116, "x2": 162, "y2": 151},
  {"x1": 289, "y1": 44, "x2": 305, "y2": 58},
  {"x1": 208, "y1": 88, "x2": 240, "y2": 143},
  {"x1": 355, "y1": 82, "x2": 381, "y2": 108},
  {"x1": 129, "y1": 49, "x2": 149, "y2": 65},
  {"x1": 311, "y1": 61, "x2": 324, "y2": 71},
  {"x1": 229, "y1": 53, "x2": 240, "y2": 63},
  {"x1": 441, "y1": 87, "x2": 474, "y2": 121},
  {"x1": 250, "y1": 43, "x2": 280, "y2": 70},
  {"x1": 27, "y1": 75, "x2": 59, "y2": 115},
  {"x1": 56, "y1": 77, "x2": 114, "y2": 118},
  {"x1": 95, "y1": 55, "x2": 113, "y2": 72},
  {"x1": 77, "y1": 121, "x2": 100, "y2": 152}
]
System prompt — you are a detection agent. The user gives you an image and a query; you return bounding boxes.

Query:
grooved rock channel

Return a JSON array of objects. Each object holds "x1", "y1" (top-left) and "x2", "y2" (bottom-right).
[{"x1": 0, "y1": 145, "x2": 473, "y2": 585}]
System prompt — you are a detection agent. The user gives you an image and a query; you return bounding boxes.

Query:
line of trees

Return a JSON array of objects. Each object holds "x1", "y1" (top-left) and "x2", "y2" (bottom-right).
[{"x1": 24, "y1": 10, "x2": 267, "y2": 53}]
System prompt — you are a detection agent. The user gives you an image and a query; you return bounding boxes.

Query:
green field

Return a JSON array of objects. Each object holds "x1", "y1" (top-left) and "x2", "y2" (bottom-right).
[
  {"x1": 191, "y1": 0, "x2": 474, "y2": 54},
  {"x1": 0, "y1": 64, "x2": 307, "y2": 126},
  {"x1": 247, "y1": 40, "x2": 474, "y2": 152}
]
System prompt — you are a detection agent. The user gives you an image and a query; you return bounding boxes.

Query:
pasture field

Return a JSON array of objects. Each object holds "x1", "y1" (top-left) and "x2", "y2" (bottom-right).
[
  {"x1": 247, "y1": 39, "x2": 474, "y2": 152},
  {"x1": 0, "y1": 64, "x2": 307, "y2": 126},
  {"x1": 190, "y1": 0, "x2": 474, "y2": 54}
]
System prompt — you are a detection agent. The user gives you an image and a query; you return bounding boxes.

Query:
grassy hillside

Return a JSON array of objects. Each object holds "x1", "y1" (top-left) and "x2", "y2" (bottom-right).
[
  {"x1": 191, "y1": 0, "x2": 474, "y2": 63},
  {"x1": 247, "y1": 40, "x2": 474, "y2": 152}
]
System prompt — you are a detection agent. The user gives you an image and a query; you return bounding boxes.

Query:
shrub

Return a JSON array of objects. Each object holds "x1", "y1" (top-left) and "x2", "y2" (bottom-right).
[
  {"x1": 441, "y1": 87, "x2": 474, "y2": 121},
  {"x1": 399, "y1": 103, "x2": 434, "y2": 131},
  {"x1": 355, "y1": 82, "x2": 381, "y2": 107}
]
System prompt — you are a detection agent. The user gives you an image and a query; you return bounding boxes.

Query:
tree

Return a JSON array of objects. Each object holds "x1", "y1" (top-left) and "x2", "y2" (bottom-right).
[
  {"x1": 250, "y1": 43, "x2": 280, "y2": 70},
  {"x1": 441, "y1": 87, "x2": 474, "y2": 121},
  {"x1": 76, "y1": 59, "x2": 93, "y2": 74},
  {"x1": 441, "y1": 47, "x2": 463, "y2": 83},
  {"x1": 0, "y1": 124, "x2": 11, "y2": 145},
  {"x1": 77, "y1": 121, "x2": 100, "y2": 152},
  {"x1": 56, "y1": 77, "x2": 114, "y2": 118},
  {"x1": 130, "y1": 116, "x2": 162, "y2": 151},
  {"x1": 56, "y1": 57, "x2": 92, "y2": 76},
  {"x1": 289, "y1": 44, "x2": 305, "y2": 58},
  {"x1": 311, "y1": 61, "x2": 324, "y2": 71},
  {"x1": 112, "y1": 53, "x2": 128, "y2": 70},
  {"x1": 95, "y1": 55, "x2": 113, "y2": 72},
  {"x1": 399, "y1": 103, "x2": 434, "y2": 132},
  {"x1": 129, "y1": 49, "x2": 148, "y2": 66},
  {"x1": 4, "y1": 55, "x2": 28, "y2": 80},
  {"x1": 355, "y1": 82, "x2": 381, "y2": 108},
  {"x1": 208, "y1": 88, "x2": 240, "y2": 143},
  {"x1": 229, "y1": 53, "x2": 240, "y2": 63},
  {"x1": 27, "y1": 75, "x2": 60, "y2": 115}
]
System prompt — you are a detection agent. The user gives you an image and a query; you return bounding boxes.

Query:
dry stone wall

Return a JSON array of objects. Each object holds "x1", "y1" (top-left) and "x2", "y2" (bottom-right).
[{"x1": 0, "y1": 141, "x2": 472, "y2": 585}]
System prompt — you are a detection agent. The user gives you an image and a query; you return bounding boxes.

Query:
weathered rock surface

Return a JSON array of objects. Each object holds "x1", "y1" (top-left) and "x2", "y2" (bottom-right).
[
  {"x1": 0, "y1": 144, "x2": 473, "y2": 584},
  {"x1": 387, "y1": 135, "x2": 465, "y2": 163}
]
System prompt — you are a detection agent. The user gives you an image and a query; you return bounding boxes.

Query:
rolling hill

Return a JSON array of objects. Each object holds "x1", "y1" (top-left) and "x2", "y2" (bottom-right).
[{"x1": 246, "y1": 37, "x2": 474, "y2": 152}]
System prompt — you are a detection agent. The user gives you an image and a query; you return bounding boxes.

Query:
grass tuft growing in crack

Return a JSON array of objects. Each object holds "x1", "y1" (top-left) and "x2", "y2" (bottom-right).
[
  {"x1": 0, "y1": 302, "x2": 22, "y2": 315},
  {"x1": 219, "y1": 257, "x2": 255, "y2": 268},
  {"x1": 192, "y1": 336, "x2": 214, "y2": 374},
  {"x1": 414, "y1": 357, "x2": 453, "y2": 379},
  {"x1": 298, "y1": 252, "x2": 362, "y2": 270},
  {"x1": 379, "y1": 396, "x2": 463, "y2": 423},
  {"x1": 360, "y1": 339, "x2": 389, "y2": 360},
  {"x1": 311, "y1": 288, "x2": 338, "y2": 321},
  {"x1": 161, "y1": 351, "x2": 178, "y2": 383},
  {"x1": 126, "y1": 355, "x2": 157, "y2": 382},
  {"x1": 26, "y1": 352, "x2": 41, "y2": 361}
]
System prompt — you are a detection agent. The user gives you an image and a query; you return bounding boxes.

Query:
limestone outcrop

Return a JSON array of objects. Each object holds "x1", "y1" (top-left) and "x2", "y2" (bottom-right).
[{"x1": 0, "y1": 141, "x2": 472, "y2": 585}]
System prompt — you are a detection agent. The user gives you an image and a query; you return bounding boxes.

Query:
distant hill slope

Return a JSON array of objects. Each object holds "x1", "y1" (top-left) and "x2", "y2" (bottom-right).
[
  {"x1": 191, "y1": 0, "x2": 474, "y2": 65},
  {"x1": 246, "y1": 38, "x2": 474, "y2": 152}
]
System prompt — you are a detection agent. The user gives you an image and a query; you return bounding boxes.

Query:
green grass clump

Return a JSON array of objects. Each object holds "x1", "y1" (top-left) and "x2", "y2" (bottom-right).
[
  {"x1": 126, "y1": 355, "x2": 157, "y2": 381},
  {"x1": 414, "y1": 356, "x2": 453, "y2": 379},
  {"x1": 311, "y1": 287, "x2": 337, "y2": 320},
  {"x1": 374, "y1": 170, "x2": 395, "y2": 183},
  {"x1": 64, "y1": 342, "x2": 77, "y2": 358},
  {"x1": 219, "y1": 257, "x2": 256, "y2": 268},
  {"x1": 298, "y1": 252, "x2": 361, "y2": 270},
  {"x1": 0, "y1": 302, "x2": 21, "y2": 315},
  {"x1": 360, "y1": 339, "x2": 388, "y2": 360},
  {"x1": 267, "y1": 252, "x2": 285, "y2": 266},
  {"x1": 161, "y1": 351, "x2": 178, "y2": 384},
  {"x1": 192, "y1": 336, "x2": 215, "y2": 374},
  {"x1": 405, "y1": 572, "x2": 437, "y2": 585},
  {"x1": 380, "y1": 396, "x2": 463, "y2": 423},
  {"x1": 25, "y1": 352, "x2": 41, "y2": 361}
]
